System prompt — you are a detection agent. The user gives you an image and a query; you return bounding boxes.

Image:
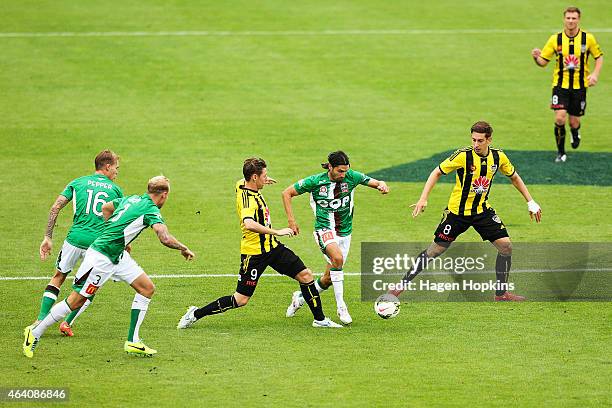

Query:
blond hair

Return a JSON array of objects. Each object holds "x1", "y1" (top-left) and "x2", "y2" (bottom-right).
[{"x1": 147, "y1": 175, "x2": 170, "y2": 194}]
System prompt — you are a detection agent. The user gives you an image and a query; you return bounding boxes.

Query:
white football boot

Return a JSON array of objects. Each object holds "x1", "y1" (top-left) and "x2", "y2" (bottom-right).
[
  {"x1": 337, "y1": 305, "x2": 353, "y2": 325},
  {"x1": 312, "y1": 317, "x2": 343, "y2": 328},
  {"x1": 286, "y1": 291, "x2": 305, "y2": 317},
  {"x1": 177, "y1": 306, "x2": 198, "y2": 329}
]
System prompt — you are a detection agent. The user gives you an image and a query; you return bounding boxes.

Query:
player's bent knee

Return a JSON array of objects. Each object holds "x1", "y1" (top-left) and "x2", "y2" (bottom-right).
[
  {"x1": 67, "y1": 291, "x2": 87, "y2": 310},
  {"x1": 330, "y1": 257, "x2": 344, "y2": 269},
  {"x1": 295, "y1": 268, "x2": 313, "y2": 283},
  {"x1": 233, "y1": 293, "x2": 249, "y2": 307},
  {"x1": 428, "y1": 242, "x2": 448, "y2": 258},
  {"x1": 51, "y1": 271, "x2": 67, "y2": 286},
  {"x1": 569, "y1": 117, "x2": 581, "y2": 128},
  {"x1": 495, "y1": 241, "x2": 512, "y2": 256},
  {"x1": 555, "y1": 111, "x2": 567, "y2": 124}
]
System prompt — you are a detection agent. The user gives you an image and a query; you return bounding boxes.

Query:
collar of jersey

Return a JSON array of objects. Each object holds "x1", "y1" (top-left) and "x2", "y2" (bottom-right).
[
  {"x1": 239, "y1": 185, "x2": 259, "y2": 193},
  {"x1": 474, "y1": 148, "x2": 491, "y2": 158},
  {"x1": 93, "y1": 173, "x2": 112, "y2": 181},
  {"x1": 563, "y1": 29, "x2": 581, "y2": 39}
]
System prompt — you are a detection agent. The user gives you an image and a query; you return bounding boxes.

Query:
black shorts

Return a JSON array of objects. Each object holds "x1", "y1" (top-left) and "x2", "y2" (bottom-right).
[
  {"x1": 433, "y1": 208, "x2": 509, "y2": 244},
  {"x1": 551, "y1": 86, "x2": 587, "y2": 116},
  {"x1": 236, "y1": 244, "x2": 306, "y2": 297}
]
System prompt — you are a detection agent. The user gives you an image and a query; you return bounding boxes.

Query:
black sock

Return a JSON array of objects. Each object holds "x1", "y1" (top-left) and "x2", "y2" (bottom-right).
[
  {"x1": 495, "y1": 254, "x2": 512, "y2": 296},
  {"x1": 570, "y1": 125, "x2": 580, "y2": 138},
  {"x1": 401, "y1": 250, "x2": 429, "y2": 283},
  {"x1": 300, "y1": 281, "x2": 325, "y2": 321},
  {"x1": 554, "y1": 124, "x2": 566, "y2": 154},
  {"x1": 194, "y1": 295, "x2": 237, "y2": 319}
]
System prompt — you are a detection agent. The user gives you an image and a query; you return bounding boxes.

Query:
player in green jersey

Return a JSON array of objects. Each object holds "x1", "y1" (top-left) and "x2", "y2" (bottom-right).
[
  {"x1": 32, "y1": 150, "x2": 123, "y2": 337},
  {"x1": 283, "y1": 151, "x2": 389, "y2": 324},
  {"x1": 23, "y1": 176, "x2": 195, "y2": 358}
]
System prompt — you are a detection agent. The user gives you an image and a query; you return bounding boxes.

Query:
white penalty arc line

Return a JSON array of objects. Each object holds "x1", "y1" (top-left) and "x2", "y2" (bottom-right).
[
  {"x1": 1, "y1": 28, "x2": 612, "y2": 39},
  {"x1": 1, "y1": 268, "x2": 610, "y2": 281}
]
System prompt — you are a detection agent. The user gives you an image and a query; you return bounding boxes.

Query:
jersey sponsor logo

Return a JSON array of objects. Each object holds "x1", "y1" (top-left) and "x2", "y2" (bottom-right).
[
  {"x1": 563, "y1": 54, "x2": 580, "y2": 70},
  {"x1": 84, "y1": 283, "x2": 99, "y2": 295},
  {"x1": 319, "y1": 185, "x2": 328, "y2": 195},
  {"x1": 471, "y1": 176, "x2": 490, "y2": 195},
  {"x1": 127, "y1": 196, "x2": 142, "y2": 204},
  {"x1": 264, "y1": 207, "x2": 271, "y2": 225},
  {"x1": 245, "y1": 280, "x2": 257, "y2": 286},
  {"x1": 340, "y1": 183, "x2": 348, "y2": 193},
  {"x1": 321, "y1": 230, "x2": 335, "y2": 243},
  {"x1": 437, "y1": 233, "x2": 455, "y2": 242},
  {"x1": 316, "y1": 195, "x2": 350, "y2": 210}
]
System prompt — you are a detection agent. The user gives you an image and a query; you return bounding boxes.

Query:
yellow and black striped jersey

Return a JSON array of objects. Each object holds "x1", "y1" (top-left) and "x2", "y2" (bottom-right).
[
  {"x1": 541, "y1": 30, "x2": 603, "y2": 89},
  {"x1": 235, "y1": 180, "x2": 279, "y2": 255},
  {"x1": 438, "y1": 147, "x2": 515, "y2": 216}
]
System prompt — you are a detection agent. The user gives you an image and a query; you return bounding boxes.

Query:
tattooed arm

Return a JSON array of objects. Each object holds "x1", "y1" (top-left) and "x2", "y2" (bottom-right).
[
  {"x1": 39, "y1": 195, "x2": 70, "y2": 261},
  {"x1": 152, "y1": 223, "x2": 195, "y2": 260}
]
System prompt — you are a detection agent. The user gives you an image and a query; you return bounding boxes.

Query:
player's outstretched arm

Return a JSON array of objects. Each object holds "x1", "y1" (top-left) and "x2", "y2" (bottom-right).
[
  {"x1": 40, "y1": 195, "x2": 70, "y2": 260},
  {"x1": 152, "y1": 223, "x2": 195, "y2": 260},
  {"x1": 509, "y1": 173, "x2": 542, "y2": 223},
  {"x1": 281, "y1": 185, "x2": 301, "y2": 235},
  {"x1": 367, "y1": 179, "x2": 389, "y2": 194},
  {"x1": 531, "y1": 48, "x2": 549, "y2": 67},
  {"x1": 243, "y1": 218, "x2": 295, "y2": 237},
  {"x1": 410, "y1": 167, "x2": 443, "y2": 218}
]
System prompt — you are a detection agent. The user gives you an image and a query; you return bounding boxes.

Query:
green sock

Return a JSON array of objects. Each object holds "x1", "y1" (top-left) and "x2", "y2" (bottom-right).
[
  {"x1": 37, "y1": 284, "x2": 60, "y2": 321},
  {"x1": 127, "y1": 293, "x2": 151, "y2": 342},
  {"x1": 65, "y1": 309, "x2": 78, "y2": 325},
  {"x1": 127, "y1": 309, "x2": 141, "y2": 342}
]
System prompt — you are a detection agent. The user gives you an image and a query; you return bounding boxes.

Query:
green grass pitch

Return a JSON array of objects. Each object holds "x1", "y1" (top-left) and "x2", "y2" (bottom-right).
[{"x1": 0, "y1": 1, "x2": 610, "y2": 406}]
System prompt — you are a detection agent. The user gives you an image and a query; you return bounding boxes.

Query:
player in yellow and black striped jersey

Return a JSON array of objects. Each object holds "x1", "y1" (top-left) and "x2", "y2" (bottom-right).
[
  {"x1": 236, "y1": 178, "x2": 280, "y2": 255},
  {"x1": 532, "y1": 7, "x2": 604, "y2": 162},
  {"x1": 177, "y1": 158, "x2": 343, "y2": 329},
  {"x1": 390, "y1": 122, "x2": 542, "y2": 302}
]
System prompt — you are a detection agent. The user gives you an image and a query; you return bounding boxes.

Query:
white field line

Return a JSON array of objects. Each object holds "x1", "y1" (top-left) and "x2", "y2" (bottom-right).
[
  {"x1": 1, "y1": 28, "x2": 612, "y2": 39},
  {"x1": 1, "y1": 268, "x2": 610, "y2": 281}
]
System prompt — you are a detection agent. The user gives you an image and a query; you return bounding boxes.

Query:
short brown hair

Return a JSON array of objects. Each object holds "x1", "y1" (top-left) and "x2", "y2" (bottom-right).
[
  {"x1": 564, "y1": 6, "x2": 581, "y2": 16},
  {"x1": 470, "y1": 121, "x2": 493, "y2": 138},
  {"x1": 94, "y1": 150, "x2": 119, "y2": 170},
  {"x1": 243, "y1": 157, "x2": 267, "y2": 181},
  {"x1": 147, "y1": 175, "x2": 170, "y2": 194}
]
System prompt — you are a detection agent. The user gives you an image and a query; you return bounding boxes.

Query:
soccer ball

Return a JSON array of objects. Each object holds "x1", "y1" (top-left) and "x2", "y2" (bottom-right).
[{"x1": 374, "y1": 294, "x2": 400, "y2": 319}]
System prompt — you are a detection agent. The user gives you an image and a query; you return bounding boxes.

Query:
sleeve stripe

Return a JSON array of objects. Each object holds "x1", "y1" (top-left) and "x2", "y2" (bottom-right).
[{"x1": 438, "y1": 165, "x2": 447, "y2": 175}]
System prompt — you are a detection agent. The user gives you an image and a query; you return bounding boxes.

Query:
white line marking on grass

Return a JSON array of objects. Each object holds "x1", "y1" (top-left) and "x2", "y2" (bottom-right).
[
  {"x1": 1, "y1": 28, "x2": 611, "y2": 39},
  {"x1": 1, "y1": 269, "x2": 610, "y2": 281}
]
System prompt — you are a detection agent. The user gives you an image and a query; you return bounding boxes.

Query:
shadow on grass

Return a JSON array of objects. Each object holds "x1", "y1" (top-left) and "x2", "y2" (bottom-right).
[{"x1": 370, "y1": 150, "x2": 612, "y2": 186}]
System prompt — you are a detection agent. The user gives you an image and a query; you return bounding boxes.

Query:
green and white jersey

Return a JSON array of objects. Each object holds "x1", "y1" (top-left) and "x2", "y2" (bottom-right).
[
  {"x1": 90, "y1": 194, "x2": 165, "y2": 264},
  {"x1": 60, "y1": 174, "x2": 124, "y2": 249},
  {"x1": 294, "y1": 169, "x2": 371, "y2": 236}
]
